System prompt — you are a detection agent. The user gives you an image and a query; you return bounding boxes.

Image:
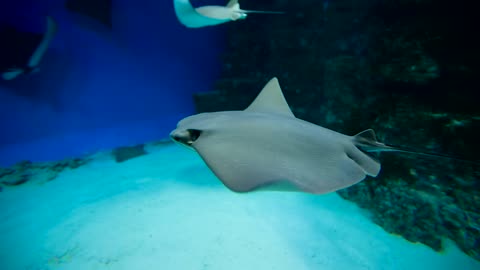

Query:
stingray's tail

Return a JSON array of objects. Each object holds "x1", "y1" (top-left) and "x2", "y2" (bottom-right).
[
  {"x1": 239, "y1": 9, "x2": 285, "y2": 14},
  {"x1": 353, "y1": 129, "x2": 479, "y2": 165},
  {"x1": 352, "y1": 129, "x2": 393, "y2": 152}
]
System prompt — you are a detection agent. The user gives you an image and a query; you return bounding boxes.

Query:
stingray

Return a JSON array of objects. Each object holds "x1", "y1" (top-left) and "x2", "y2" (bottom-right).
[
  {"x1": 171, "y1": 78, "x2": 397, "y2": 194},
  {"x1": 2, "y1": 16, "x2": 57, "y2": 81},
  {"x1": 171, "y1": 78, "x2": 474, "y2": 194},
  {"x1": 173, "y1": 0, "x2": 284, "y2": 28}
]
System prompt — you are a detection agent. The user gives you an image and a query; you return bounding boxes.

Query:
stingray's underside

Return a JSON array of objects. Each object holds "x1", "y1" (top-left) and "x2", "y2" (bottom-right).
[
  {"x1": 173, "y1": 0, "x2": 230, "y2": 28},
  {"x1": 191, "y1": 115, "x2": 380, "y2": 194}
]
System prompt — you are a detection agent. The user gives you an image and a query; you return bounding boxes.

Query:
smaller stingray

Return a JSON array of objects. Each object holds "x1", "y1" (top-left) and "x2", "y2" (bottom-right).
[
  {"x1": 173, "y1": 0, "x2": 284, "y2": 28},
  {"x1": 171, "y1": 78, "x2": 460, "y2": 194},
  {"x1": 2, "y1": 16, "x2": 58, "y2": 81}
]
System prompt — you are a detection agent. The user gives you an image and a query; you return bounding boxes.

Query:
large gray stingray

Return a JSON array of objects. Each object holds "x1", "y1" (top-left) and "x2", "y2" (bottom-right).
[
  {"x1": 173, "y1": 0, "x2": 283, "y2": 28},
  {"x1": 170, "y1": 78, "x2": 406, "y2": 194}
]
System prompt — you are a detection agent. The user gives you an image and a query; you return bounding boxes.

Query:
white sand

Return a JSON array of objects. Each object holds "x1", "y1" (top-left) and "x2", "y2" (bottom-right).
[{"x1": 0, "y1": 143, "x2": 479, "y2": 270}]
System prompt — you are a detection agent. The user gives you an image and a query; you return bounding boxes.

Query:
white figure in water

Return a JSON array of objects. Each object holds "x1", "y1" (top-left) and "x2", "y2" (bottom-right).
[
  {"x1": 174, "y1": 0, "x2": 284, "y2": 28},
  {"x1": 2, "y1": 16, "x2": 57, "y2": 80}
]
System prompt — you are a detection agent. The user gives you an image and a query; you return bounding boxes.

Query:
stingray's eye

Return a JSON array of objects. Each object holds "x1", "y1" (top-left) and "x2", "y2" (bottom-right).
[{"x1": 188, "y1": 129, "x2": 202, "y2": 142}]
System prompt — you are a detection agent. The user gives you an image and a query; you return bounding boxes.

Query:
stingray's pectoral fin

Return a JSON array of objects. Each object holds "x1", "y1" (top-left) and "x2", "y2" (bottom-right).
[
  {"x1": 346, "y1": 146, "x2": 381, "y2": 177},
  {"x1": 2, "y1": 68, "x2": 24, "y2": 80},
  {"x1": 348, "y1": 129, "x2": 382, "y2": 177}
]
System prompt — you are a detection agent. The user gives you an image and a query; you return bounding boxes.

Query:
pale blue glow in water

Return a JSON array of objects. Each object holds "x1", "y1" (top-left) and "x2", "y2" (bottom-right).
[{"x1": 0, "y1": 143, "x2": 478, "y2": 270}]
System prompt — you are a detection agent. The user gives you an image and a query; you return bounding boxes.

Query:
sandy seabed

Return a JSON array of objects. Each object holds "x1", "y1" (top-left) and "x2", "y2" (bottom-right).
[{"x1": 0, "y1": 143, "x2": 478, "y2": 270}]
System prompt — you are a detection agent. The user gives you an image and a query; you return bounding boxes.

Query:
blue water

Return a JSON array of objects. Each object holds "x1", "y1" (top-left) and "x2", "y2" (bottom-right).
[
  {"x1": 0, "y1": 0, "x2": 225, "y2": 165},
  {"x1": 1, "y1": 1, "x2": 479, "y2": 270}
]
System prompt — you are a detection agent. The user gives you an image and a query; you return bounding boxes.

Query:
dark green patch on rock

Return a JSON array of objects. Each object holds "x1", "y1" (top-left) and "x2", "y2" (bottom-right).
[
  {"x1": 0, "y1": 157, "x2": 91, "y2": 187},
  {"x1": 0, "y1": 167, "x2": 14, "y2": 178},
  {"x1": 112, "y1": 144, "x2": 147, "y2": 163}
]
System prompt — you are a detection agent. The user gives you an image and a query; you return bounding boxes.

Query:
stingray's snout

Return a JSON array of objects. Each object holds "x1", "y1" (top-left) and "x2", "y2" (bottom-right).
[{"x1": 170, "y1": 129, "x2": 201, "y2": 147}]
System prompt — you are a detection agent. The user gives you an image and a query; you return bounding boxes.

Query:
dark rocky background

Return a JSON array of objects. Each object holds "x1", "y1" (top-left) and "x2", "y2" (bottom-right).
[
  {"x1": 66, "y1": 0, "x2": 112, "y2": 29},
  {"x1": 193, "y1": 0, "x2": 480, "y2": 261}
]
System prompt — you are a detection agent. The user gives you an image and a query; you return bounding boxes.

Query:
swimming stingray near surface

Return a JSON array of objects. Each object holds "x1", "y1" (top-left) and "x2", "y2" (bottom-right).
[
  {"x1": 1, "y1": 16, "x2": 58, "y2": 81},
  {"x1": 173, "y1": 0, "x2": 284, "y2": 28},
  {"x1": 170, "y1": 77, "x2": 467, "y2": 195}
]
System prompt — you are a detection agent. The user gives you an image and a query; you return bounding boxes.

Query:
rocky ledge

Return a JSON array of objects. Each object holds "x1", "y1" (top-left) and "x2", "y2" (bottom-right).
[{"x1": 193, "y1": 0, "x2": 480, "y2": 260}]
